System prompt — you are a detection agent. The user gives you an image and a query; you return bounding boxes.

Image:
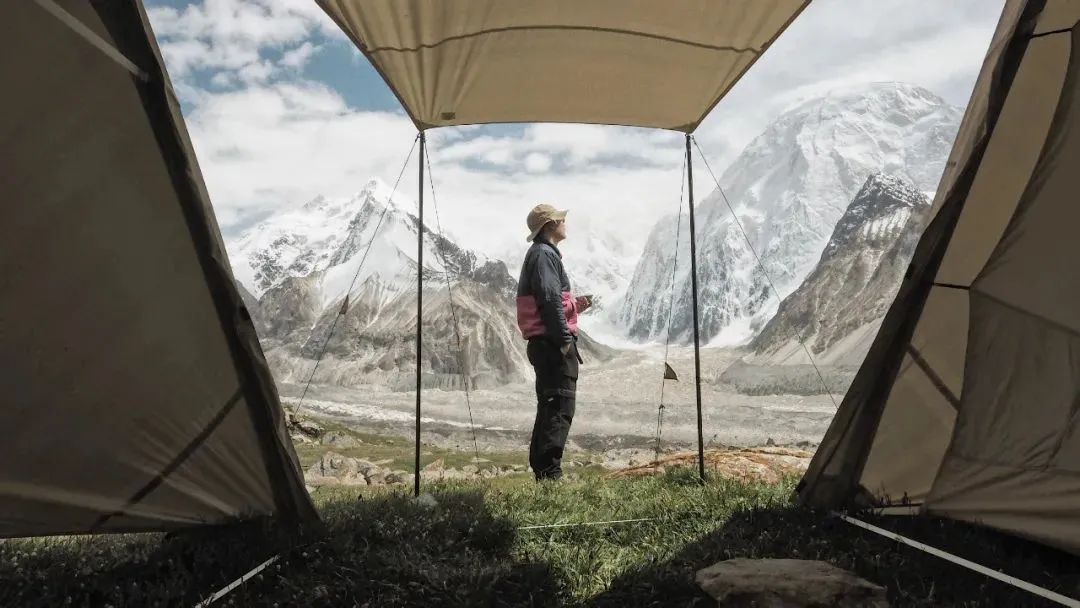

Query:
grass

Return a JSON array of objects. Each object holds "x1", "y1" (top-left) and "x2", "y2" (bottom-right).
[
  {"x1": 2, "y1": 470, "x2": 1077, "y2": 607},
  {"x1": 293, "y1": 419, "x2": 598, "y2": 474}
]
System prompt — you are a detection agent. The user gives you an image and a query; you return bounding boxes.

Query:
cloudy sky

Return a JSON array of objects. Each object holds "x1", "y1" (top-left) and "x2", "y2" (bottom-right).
[{"x1": 145, "y1": 0, "x2": 1005, "y2": 257}]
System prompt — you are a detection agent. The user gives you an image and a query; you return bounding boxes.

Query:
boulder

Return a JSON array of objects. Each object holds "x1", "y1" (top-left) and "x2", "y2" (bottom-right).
[
  {"x1": 305, "y1": 451, "x2": 369, "y2": 486},
  {"x1": 695, "y1": 559, "x2": 889, "y2": 607},
  {"x1": 320, "y1": 431, "x2": 360, "y2": 448},
  {"x1": 290, "y1": 433, "x2": 315, "y2": 445}
]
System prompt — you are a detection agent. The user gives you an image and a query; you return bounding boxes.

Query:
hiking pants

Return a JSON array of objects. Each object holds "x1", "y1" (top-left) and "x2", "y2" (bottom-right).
[{"x1": 527, "y1": 338, "x2": 578, "y2": 480}]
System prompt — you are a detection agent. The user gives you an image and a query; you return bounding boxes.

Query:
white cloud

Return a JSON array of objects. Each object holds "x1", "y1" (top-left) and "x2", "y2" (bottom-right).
[
  {"x1": 183, "y1": 82, "x2": 416, "y2": 227},
  {"x1": 148, "y1": 0, "x2": 337, "y2": 79},
  {"x1": 237, "y1": 60, "x2": 277, "y2": 84},
  {"x1": 281, "y1": 42, "x2": 321, "y2": 70},
  {"x1": 209, "y1": 71, "x2": 235, "y2": 88},
  {"x1": 524, "y1": 152, "x2": 553, "y2": 173}
]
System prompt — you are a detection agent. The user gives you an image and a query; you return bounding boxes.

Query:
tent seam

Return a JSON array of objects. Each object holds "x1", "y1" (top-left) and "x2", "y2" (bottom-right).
[
  {"x1": 905, "y1": 344, "x2": 961, "y2": 408},
  {"x1": 89, "y1": 388, "x2": 245, "y2": 531},
  {"x1": 363, "y1": 25, "x2": 763, "y2": 54},
  {"x1": 940, "y1": 451, "x2": 1080, "y2": 478}
]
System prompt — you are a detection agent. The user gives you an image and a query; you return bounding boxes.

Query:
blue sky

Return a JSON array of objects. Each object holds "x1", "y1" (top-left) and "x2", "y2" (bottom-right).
[{"x1": 145, "y1": 0, "x2": 1005, "y2": 253}]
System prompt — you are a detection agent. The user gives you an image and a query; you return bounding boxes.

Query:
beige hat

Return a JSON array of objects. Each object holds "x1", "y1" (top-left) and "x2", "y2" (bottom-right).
[{"x1": 525, "y1": 203, "x2": 568, "y2": 242}]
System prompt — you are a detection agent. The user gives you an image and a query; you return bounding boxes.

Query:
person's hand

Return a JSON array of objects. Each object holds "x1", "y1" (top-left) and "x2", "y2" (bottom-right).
[
  {"x1": 575, "y1": 294, "x2": 593, "y2": 313},
  {"x1": 560, "y1": 342, "x2": 572, "y2": 355}
]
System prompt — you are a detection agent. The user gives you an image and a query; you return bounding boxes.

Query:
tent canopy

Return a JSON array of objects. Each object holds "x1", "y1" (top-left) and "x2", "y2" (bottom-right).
[
  {"x1": 798, "y1": 0, "x2": 1080, "y2": 556},
  {"x1": 317, "y1": 0, "x2": 808, "y2": 132},
  {"x1": 0, "y1": 0, "x2": 316, "y2": 537}
]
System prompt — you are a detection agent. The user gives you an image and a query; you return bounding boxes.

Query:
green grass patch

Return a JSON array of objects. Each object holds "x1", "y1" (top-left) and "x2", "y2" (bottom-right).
[
  {"x1": 293, "y1": 422, "x2": 597, "y2": 475},
  {"x1": 2, "y1": 472, "x2": 1077, "y2": 607}
]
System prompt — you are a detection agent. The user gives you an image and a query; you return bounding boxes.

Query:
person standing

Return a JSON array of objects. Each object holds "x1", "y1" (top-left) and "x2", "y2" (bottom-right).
[{"x1": 516, "y1": 204, "x2": 592, "y2": 481}]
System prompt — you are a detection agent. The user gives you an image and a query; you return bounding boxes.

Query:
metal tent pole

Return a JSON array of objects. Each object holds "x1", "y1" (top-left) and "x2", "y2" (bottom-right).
[
  {"x1": 415, "y1": 131, "x2": 426, "y2": 497},
  {"x1": 686, "y1": 133, "x2": 706, "y2": 484}
]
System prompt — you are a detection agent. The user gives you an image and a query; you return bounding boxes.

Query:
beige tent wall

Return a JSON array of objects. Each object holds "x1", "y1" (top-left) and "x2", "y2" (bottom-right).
[
  {"x1": 801, "y1": 0, "x2": 1080, "y2": 555},
  {"x1": 796, "y1": 0, "x2": 1037, "y2": 509},
  {"x1": 0, "y1": 1, "x2": 315, "y2": 537},
  {"x1": 853, "y1": 12, "x2": 1073, "y2": 507},
  {"x1": 317, "y1": 0, "x2": 807, "y2": 131},
  {"x1": 926, "y1": 22, "x2": 1080, "y2": 553}
]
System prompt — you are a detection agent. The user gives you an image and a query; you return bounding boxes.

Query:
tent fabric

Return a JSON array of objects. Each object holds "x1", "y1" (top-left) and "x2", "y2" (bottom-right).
[
  {"x1": 316, "y1": 0, "x2": 808, "y2": 132},
  {"x1": 798, "y1": 0, "x2": 1080, "y2": 555},
  {"x1": 0, "y1": 0, "x2": 317, "y2": 537}
]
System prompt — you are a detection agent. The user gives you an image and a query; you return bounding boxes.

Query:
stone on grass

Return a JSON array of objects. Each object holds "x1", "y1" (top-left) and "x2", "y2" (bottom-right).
[
  {"x1": 320, "y1": 431, "x2": 360, "y2": 448},
  {"x1": 695, "y1": 558, "x2": 889, "y2": 608}
]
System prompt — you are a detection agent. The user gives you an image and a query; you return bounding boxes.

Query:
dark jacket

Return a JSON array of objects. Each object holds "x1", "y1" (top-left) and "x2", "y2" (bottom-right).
[{"x1": 516, "y1": 237, "x2": 579, "y2": 345}]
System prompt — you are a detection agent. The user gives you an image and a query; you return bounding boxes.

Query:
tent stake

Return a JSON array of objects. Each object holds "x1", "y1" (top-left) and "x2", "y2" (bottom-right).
[
  {"x1": 415, "y1": 132, "x2": 426, "y2": 498},
  {"x1": 685, "y1": 134, "x2": 706, "y2": 484}
]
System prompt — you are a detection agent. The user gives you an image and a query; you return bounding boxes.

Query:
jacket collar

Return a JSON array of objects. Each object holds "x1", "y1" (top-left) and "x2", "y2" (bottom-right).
[{"x1": 533, "y1": 235, "x2": 562, "y2": 258}]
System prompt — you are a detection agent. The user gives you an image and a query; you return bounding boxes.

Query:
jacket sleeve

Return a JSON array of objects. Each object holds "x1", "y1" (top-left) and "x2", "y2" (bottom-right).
[{"x1": 530, "y1": 251, "x2": 572, "y2": 345}]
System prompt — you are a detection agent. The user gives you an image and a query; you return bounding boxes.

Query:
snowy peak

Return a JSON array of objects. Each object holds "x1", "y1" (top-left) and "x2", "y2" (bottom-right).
[
  {"x1": 617, "y1": 81, "x2": 960, "y2": 346},
  {"x1": 781, "y1": 82, "x2": 949, "y2": 128},
  {"x1": 749, "y1": 172, "x2": 931, "y2": 366},
  {"x1": 228, "y1": 176, "x2": 513, "y2": 310},
  {"x1": 230, "y1": 178, "x2": 419, "y2": 297},
  {"x1": 824, "y1": 172, "x2": 927, "y2": 257},
  {"x1": 233, "y1": 178, "x2": 524, "y2": 389}
]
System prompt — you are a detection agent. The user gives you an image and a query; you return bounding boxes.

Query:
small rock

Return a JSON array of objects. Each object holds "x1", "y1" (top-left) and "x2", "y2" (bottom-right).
[
  {"x1": 511, "y1": 464, "x2": 526, "y2": 472},
  {"x1": 386, "y1": 471, "x2": 414, "y2": 486},
  {"x1": 293, "y1": 418, "x2": 325, "y2": 438},
  {"x1": 766, "y1": 437, "x2": 777, "y2": 447},
  {"x1": 366, "y1": 471, "x2": 387, "y2": 485},
  {"x1": 696, "y1": 558, "x2": 889, "y2": 608},
  {"x1": 415, "y1": 493, "x2": 438, "y2": 508},
  {"x1": 462, "y1": 465, "x2": 480, "y2": 475},
  {"x1": 353, "y1": 460, "x2": 379, "y2": 476}
]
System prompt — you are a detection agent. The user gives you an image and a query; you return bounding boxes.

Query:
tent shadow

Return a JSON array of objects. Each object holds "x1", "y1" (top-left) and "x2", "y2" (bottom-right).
[
  {"x1": 587, "y1": 504, "x2": 1080, "y2": 608},
  {"x1": 1, "y1": 488, "x2": 564, "y2": 608}
]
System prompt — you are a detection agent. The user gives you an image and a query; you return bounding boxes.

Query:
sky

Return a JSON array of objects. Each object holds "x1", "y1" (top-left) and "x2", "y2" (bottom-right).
[{"x1": 145, "y1": 0, "x2": 1006, "y2": 258}]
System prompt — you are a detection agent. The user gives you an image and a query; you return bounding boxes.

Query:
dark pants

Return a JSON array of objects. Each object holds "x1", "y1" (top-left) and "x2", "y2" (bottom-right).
[{"x1": 527, "y1": 339, "x2": 578, "y2": 480}]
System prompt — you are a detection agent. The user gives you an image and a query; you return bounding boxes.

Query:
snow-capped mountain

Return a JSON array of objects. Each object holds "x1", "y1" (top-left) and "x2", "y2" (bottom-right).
[
  {"x1": 616, "y1": 82, "x2": 961, "y2": 346},
  {"x1": 230, "y1": 179, "x2": 527, "y2": 389},
  {"x1": 230, "y1": 178, "x2": 513, "y2": 308},
  {"x1": 748, "y1": 172, "x2": 932, "y2": 366}
]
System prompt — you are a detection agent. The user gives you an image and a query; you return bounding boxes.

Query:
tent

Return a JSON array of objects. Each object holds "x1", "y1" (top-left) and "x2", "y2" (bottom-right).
[
  {"x1": 798, "y1": 0, "x2": 1080, "y2": 556},
  {"x1": 317, "y1": 0, "x2": 807, "y2": 132},
  {"x1": 0, "y1": 1, "x2": 317, "y2": 537}
]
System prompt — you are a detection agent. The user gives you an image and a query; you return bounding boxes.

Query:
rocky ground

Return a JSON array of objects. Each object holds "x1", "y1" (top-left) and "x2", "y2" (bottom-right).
[
  {"x1": 281, "y1": 344, "x2": 837, "y2": 458},
  {"x1": 288, "y1": 410, "x2": 816, "y2": 489}
]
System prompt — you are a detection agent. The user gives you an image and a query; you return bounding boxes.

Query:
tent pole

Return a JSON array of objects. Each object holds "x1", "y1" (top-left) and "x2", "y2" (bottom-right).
[
  {"x1": 415, "y1": 131, "x2": 426, "y2": 498},
  {"x1": 686, "y1": 133, "x2": 706, "y2": 484}
]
